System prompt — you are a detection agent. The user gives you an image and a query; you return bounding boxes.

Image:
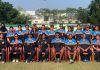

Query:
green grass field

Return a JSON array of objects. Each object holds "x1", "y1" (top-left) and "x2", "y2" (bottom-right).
[{"x1": 0, "y1": 62, "x2": 100, "y2": 70}]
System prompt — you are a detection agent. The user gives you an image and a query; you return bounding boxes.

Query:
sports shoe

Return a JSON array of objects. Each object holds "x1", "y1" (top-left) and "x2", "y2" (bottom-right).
[
  {"x1": 70, "y1": 59, "x2": 74, "y2": 64},
  {"x1": 70, "y1": 59, "x2": 73, "y2": 62},
  {"x1": 83, "y1": 59, "x2": 89, "y2": 63},
  {"x1": 2, "y1": 61, "x2": 5, "y2": 64},
  {"x1": 12, "y1": 59, "x2": 16, "y2": 62},
  {"x1": 16, "y1": 59, "x2": 19, "y2": 62}
]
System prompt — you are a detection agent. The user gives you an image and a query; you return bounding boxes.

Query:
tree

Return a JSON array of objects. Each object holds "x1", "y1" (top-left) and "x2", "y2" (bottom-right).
[
  {"x1": 0, "y1": 0, "x2": 19, "y2": 23},
  {"x1": 66, "y1": 8, "x2": 78, "y2": 23},
  {"x1": 88, "y1": 0, "x2": 100, "y2": 24},
  {"x1": 76, "y1": 7, "x2": 89, "y2": 23},
  {"x1": 36, "y1": 8, "x2": 51, "y2": 19}
]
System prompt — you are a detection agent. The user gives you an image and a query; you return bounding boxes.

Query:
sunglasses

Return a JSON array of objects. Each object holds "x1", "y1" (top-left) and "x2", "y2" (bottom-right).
[
  {"x1": 14, "y1": 36, "x2": 18, "y2": 37},
  {"x1": 56, "y1": 35, "x2": 59, "y2": 36}
]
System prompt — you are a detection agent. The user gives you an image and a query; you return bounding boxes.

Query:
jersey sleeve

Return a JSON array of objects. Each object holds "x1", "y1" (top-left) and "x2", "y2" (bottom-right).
[
  {"x1": 65, "y1": 40, "x2": 68, "y2": 44},
  {"x1": 24, "y1": 38, "x2": 28, "y2": 42},
  {"x1": 19, "y1": 39, "x2": 22, "y2": 43},
  {"x1": 86, "y1": 40, "x2": 90, "y2": 44},
  {"x1": 79, "y1": 39, "x2": 82, "y2": 44},
  {"x1": 32, "y1": 38, "x2": 36, "y2": 42},
  {"x1": 92, "y1": 40, "x2": 96, "y2": 44},
  {"x1": 11, "y1": 40, "x2": 15, "y2": 44},
  {"x1": 51, "y1": 39, "x2": 55, "y2": 43},
  {"x1": 6, "y1": 33, "x2": 9, "y2": 36},
  {"x1": 73, "y1": 39, "x2": 77, "y2": 44}
]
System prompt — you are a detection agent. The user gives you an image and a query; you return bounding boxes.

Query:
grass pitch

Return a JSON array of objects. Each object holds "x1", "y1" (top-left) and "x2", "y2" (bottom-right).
[{"x1": 0, "y1": 61, "x2": 100, "y2": 70}]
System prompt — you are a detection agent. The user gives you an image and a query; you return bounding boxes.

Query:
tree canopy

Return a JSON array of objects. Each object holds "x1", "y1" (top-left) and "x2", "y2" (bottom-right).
[
  {"x1": 0, "y1": 0, "x2": 99, "y2": 24},
  {"x1": 0, "y1": 0, "x2": 19, "y2": 23},
  {"x1": 88, "y1": 0, "x2": 100, "y2": 24},
  {"x1": 0, "y1": 0, "x2": 31, "y2": 24}
]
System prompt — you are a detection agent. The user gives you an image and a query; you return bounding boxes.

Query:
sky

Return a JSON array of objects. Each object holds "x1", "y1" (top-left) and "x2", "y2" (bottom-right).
[{"x1": 3, "y1": 0, "x2": 92, "y2": 11}]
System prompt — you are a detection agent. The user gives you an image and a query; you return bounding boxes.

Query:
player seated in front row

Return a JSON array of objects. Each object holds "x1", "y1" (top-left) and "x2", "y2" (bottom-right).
[
  {"x1": 51, "y1": 32, "x2": 65, "y2": 62},
  {"x1": 92, "y1": 34, "x2": 100, "y2": 62},
  {"x1": 65, "y1": 34, "x2": 77, "y2": 63},
  {"x1": 10, "y1": 33, "x2": 22, "y2": 62},
  {"x1": 37, "y1": 33, "x2": 50, "y2": 61},
  {"x1": 24, "y1": 33, "x2": 36, "y2": 63},
  {"x1": 0, "y1": 34, "x2": 8, "y2": 63},
  {"x1": 78, "y1": 34, "x2": 91, "y2": 62}
]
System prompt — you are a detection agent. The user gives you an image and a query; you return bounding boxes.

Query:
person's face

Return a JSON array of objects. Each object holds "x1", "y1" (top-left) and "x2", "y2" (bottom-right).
[
  {"x1": 9, "y1": 28, "x2": 13, "y2": 32},
  {"x1": 18, "y1": 26, "x2": 22, "y2": 31},
  {"x1": 42, "y1": 25, "x2": 45, "y2": 30},
  {"x1": 30, "y1": 27, "x2": 32, "y2": 30},
  {"x1": 50, "y1": 27, "x2": 54, "y2": 31},
  {"x1": 82, "y1": 35, "x2": 86, "y2": 39},
  {"x1": 95, "y1": 26, "x2": 99, "y2": 31},
  {"x1": 33, "y1": 25, "x2": 36, "y2": 29},
  {"x1": 0, "y1": 34, "x2": 3, "y2": 39},
  {"x1": 25, "y1": 26, "x2": 29, "y2": 30},
  {"x1": 55, "y1": 33, "x2": 60, "y2": 38},
  {"x1": 68, "y1": 34, "x2": 72, "y2": 39},
  {"x1": 28, "y1": 34, "x2": 32, "y2": 38},
  {"x1": 60, "y1": 26, "x2": 63, "y2": 29},
  {"x1": 42, "y1": 34, "x2": 46, "y2": 39},
  {"x1": 96, "y1": 35, "x2": 100, "y2": 40},
  {"x1": 68, "y1": 27, "x2": 71, "y2": 31},
  {"x1": 86, "y1": 26, "x2": 89, "y2": 30},
  {"x1": 77, "y1": 25, "x2": 81, "y2": 30},
  {"x1": 2, "y1": 24, "x2": 4, "y2": 27},
  {"x1": 14, "y1": 35, "x2": 18, "y2": 39}
]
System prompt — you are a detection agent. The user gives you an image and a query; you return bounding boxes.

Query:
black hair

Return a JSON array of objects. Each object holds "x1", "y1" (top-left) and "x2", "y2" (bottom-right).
[
  {"x1": 55, "y1": 32, "x2": 60, "y2": 35},
  {"x1": 10, "y1": 26, "x2": 13, "y2": 28},
  {"x1": 25, "y1": 24, "x2": 29, "y2": 27},
  {"x1": 96, "y1": 34, "x2": 100, "y2": 37},
  {"x1": 18, "y1": 25, "x2": 22, "y2": 27},
  {"x1": 42, "y1": 24, "x2": 45, "y2": 27},
  {"x1": 50, "y1": 25, "x2": 54, "y2": 28},
  {"x1": 14, "y1": 33, "x2": 18, "y2": 36}
]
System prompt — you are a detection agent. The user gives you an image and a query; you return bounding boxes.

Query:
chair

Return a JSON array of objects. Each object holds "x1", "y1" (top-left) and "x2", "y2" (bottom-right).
[
  {"x1": 22, "y1": 43, "x2": 37, "y2": 62},
  {"x1": 78, "y1": 44, "x2": 93, "y2": 61},
  {"x1": 91, "y1": 45, "x2": 100, "y2": 61},
  {"x1": 65, "y1": 44, "x2": 78, "y2": 61},
  {"x1": 7, "y1": 43, "x2": 23, "y2": 62},
  {"x1": 37, "y1": 46, "x2": 51, "y2": 61},
  {"x1": 0, "y1": 47, "x2": 8, "y2": 62},
  {"x1": 51, "y1": 42, "x2": 65, "y2": 61}
]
